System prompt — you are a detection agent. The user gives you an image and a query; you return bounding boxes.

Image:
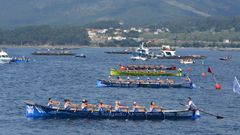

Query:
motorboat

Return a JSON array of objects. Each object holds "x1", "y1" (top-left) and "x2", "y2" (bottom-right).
[
  {"x1": 160, "y1": 45, "x2": 176, "y2": 57},
  {"x1": 130, "y1": 43, "x2": 155, "y2": 61},
  {"x1": 180, "y1": 59, "x2": 195, "y2": 64},
  {"x1": 0, "y1": 50, "x2": 11, "y2": 64}
]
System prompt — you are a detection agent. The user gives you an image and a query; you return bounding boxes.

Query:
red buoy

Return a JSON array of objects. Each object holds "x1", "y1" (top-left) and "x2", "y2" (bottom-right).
[
  {"x1": 215, "y1": 84, "x2": 221, "y2": 90},
  {"x1": 187, "y1": 67, "x2": 192, "y2": 71},
  {"x1": 201, "y1": 72, "x2": 206, "y2": 77}
]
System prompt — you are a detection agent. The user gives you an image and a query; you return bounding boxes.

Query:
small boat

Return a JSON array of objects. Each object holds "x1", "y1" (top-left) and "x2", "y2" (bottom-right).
[
  {"x1": 75, "y1": 54, "x2": 86, "y2": 58},
  {"x1": 180, "y1": 59, "x2": 195, "y2": 64},
  {"x1": 110, "y1": 69, "x2": 183, "y2": 77},
  {"x1": 97, "y1": 79, "x2": 194, "y2": 89},
  {"x1": 219, "y1": 56, "x2": 231, "y2": 61},
  {"x1": 156, "y1": 45, "x2": 206, "y2": 59},
  {"x1": 119, "y1": 65, "x2": 177, "y2": 71},
  {"x1": 104, "y1": 49, "x2": 134, "y2": 54},
  {"x1": 0, "y1": 50, "x2": 12, "y2": 64},
  {"x1": 11, "y1": 57, "x2": 30, "y2": 63},
  {"x1": 160, "y1": 45, "x2": 176, "y2": 57},
  {"x1": 24, "y1": 100, "x2": 200, "y2": 120},
  {"x1": 157, "y1": 55, "x2": 206, "y2": 59},
  {"x1": 130, "y1": 43, "x2": 155, "y2": 61},
  {"x1": 32, "y1": 49, "x2": 75, "y2": 55}
]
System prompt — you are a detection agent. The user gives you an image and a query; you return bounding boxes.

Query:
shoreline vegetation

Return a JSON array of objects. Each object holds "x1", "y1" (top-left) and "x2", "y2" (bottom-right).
[{"x1": 0, "y1": 17, "x2": 240, "y2": 49}]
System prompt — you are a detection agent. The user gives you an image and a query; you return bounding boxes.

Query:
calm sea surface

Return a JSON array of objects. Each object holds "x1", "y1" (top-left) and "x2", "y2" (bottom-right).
[{"x1": 0, "y1": 47, "x2": 239, "y2": 135}]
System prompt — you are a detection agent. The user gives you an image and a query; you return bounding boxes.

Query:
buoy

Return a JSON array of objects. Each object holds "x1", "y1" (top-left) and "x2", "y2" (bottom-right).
[
  {"x1": 201, "y1": 72, "x2": 206, "y2": 77},
  {"x1": 187, "y1": 67, "x2": 192, "y2": 71},
  {"x1": 215, "y1": 84, "x2": 221, "y2": 90}
]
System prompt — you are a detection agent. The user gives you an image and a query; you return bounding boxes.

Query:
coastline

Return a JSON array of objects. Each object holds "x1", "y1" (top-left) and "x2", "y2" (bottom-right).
[{"x1": 1, "y1": 44, "x2": 240, "y2": 51}]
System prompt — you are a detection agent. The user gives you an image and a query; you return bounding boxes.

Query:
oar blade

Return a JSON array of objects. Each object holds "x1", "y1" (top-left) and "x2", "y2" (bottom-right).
[{"x1": 216, "y1": 116, "x2": 224, "y2": 119}]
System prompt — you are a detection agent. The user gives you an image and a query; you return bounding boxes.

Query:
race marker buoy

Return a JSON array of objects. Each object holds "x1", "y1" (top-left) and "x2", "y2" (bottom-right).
[
  {"x1": 215, "y1": 84, "x2": 221, "y2": 90},
  {"x1": 187, "y1": 67, "x2": 192, "y2": 71},
  {"x1": 201, "y1": 72, "x2": 206, "y2": 77}
]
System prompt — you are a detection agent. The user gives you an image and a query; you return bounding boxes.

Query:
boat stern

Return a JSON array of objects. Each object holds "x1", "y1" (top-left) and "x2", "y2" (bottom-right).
[{"x1": 192, "y1": 110, "x2": 201, "y2": 120}]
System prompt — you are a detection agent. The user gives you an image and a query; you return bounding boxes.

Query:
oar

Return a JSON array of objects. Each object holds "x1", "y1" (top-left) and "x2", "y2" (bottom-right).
[{"x1": 179, "y1": 103, "x2": 224, "y2": 119}]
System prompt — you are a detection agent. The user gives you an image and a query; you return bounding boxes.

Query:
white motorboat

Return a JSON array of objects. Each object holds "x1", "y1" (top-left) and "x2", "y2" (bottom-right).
[
  {"x1": 130, "y1": 43, "x2": 155, "y2": 61},
  {"x1": 0, "y1": 50, "x2": 11, "y2": 64},
  {"x1": 161, "y1": 45, "x2": 176, "y2": 57}
]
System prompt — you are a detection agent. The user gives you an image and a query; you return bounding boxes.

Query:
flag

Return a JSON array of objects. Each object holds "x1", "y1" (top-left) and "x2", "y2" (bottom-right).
[
  {"x1": 208, "y1": 67, "x2": 213, "y2": 74},
  {"x1": 233, "y1": 77, "x2": 240, "y2": 94}
]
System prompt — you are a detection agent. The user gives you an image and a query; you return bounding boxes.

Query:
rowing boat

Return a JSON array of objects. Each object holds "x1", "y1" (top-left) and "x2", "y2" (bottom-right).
[
  {"x1": 110, "y1": 69, "x2": 183, "y2": 76},
  {"x1": 97, "y1": 79, "x2": 194, "y2": 89},
  {"x1": 24, "y1": 101, "x2": 200, "y2": 120},
  {"x1": 119, "y1": 65, "x2": 177, "y2": 70}
]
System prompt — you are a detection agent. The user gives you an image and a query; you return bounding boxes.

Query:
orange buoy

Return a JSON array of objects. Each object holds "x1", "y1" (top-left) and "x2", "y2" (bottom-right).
[
  {"x1": 201, "y1": 72, "x2": 206, "y2": 77},
  {"x1": 215, "y1": 84, "x2": 221, "y2": 90}
]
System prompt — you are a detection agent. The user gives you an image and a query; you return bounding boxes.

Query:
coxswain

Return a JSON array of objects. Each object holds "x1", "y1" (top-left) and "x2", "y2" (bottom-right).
[
  {"x1": 186, "y1": 97, "x2": 197, "y2": 111},
  {"x1": 149, "y1": 101, "x2": 162, "y2": 112},
  {"x1": 178, "y1": 68, "x2": 182, "y2": 73},
  {"x1": 185, "y1": 76, "x2": 191, "y2": 82},
  {"x1": 132, "y1": 102, "x2": 146, "y2": 112},
  {"x1": 48, "y1": 98, "x2": 60, "y2": 108}
]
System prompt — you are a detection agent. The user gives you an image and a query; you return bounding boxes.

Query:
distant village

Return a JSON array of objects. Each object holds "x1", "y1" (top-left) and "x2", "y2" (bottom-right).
[{"x1": 87, "y1": 27, "x2": 170, "y2": 45}]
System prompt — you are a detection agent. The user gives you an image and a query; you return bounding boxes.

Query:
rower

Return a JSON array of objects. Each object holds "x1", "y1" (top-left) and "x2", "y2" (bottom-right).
[
  {"x1": 115, "y1": 101, "x2": 128, "y2": 112},
  {"x1": 81, "y1": 99, "x2": 96, "y2": 111},
  {"x1": 132, "y1": 102, "x2": 146, "y2": 112},
  {"x1": 108, "y1": 75, "x2": 112, "y2": 81},
  {"x1": 98, "y1": 100, "x2": 112, "y2": 112},
  {"x1": 64, "y1": 99, "x2": 78, "y2": 110},
  {"x1": 64, "y1": 99, "x2": 71, "y2": 110},
  {"x1": 117, "y1": 76, "x2": 122, "y2": 81},
  {"x1": 47, "y1": 98, "x2": 60, "y2": 108},
  {"x1": 149, "y1": 101, "x2": 162, "y2": 112}
]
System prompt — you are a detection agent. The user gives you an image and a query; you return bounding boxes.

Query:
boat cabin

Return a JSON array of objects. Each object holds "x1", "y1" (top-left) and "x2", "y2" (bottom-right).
[
  {"x1": 0, "y1": 50, "x2": 10, "y2": 58},
  {"x1": 160, "y1": 45, "x2": 176, "y2": 57}
]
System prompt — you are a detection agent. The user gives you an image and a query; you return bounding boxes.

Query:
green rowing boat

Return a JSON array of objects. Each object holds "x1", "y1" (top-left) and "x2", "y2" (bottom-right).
[{"x1": 110, "y1": 69, "x2": 183, "y2": 76}]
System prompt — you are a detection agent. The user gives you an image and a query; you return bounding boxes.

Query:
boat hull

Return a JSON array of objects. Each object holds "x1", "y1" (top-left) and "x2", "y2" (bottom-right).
[
  {"x1": 157, "y1": 55, "x2": 206, "y2": 59},
  {"x1": 110, "y1": 69, "x2": 182, "y2": 77},
  {"x1": 0, "y1": 58, "x2": 11, "y2": 64},
  {"x1": 97, "y1": 80, "x2": 193, "y2": 89},
  {"x1": 105, "y1": 51, "x2": 132, "y2": 54},
  {"x1": 25, "y1": 102, "x2": 200, "y2": 120}
]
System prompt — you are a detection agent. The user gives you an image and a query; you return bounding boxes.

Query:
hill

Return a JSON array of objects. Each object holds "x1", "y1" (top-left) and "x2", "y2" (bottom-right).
[{"x1": 1, "y1": 0, "x2": 240, "y2": 27}]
